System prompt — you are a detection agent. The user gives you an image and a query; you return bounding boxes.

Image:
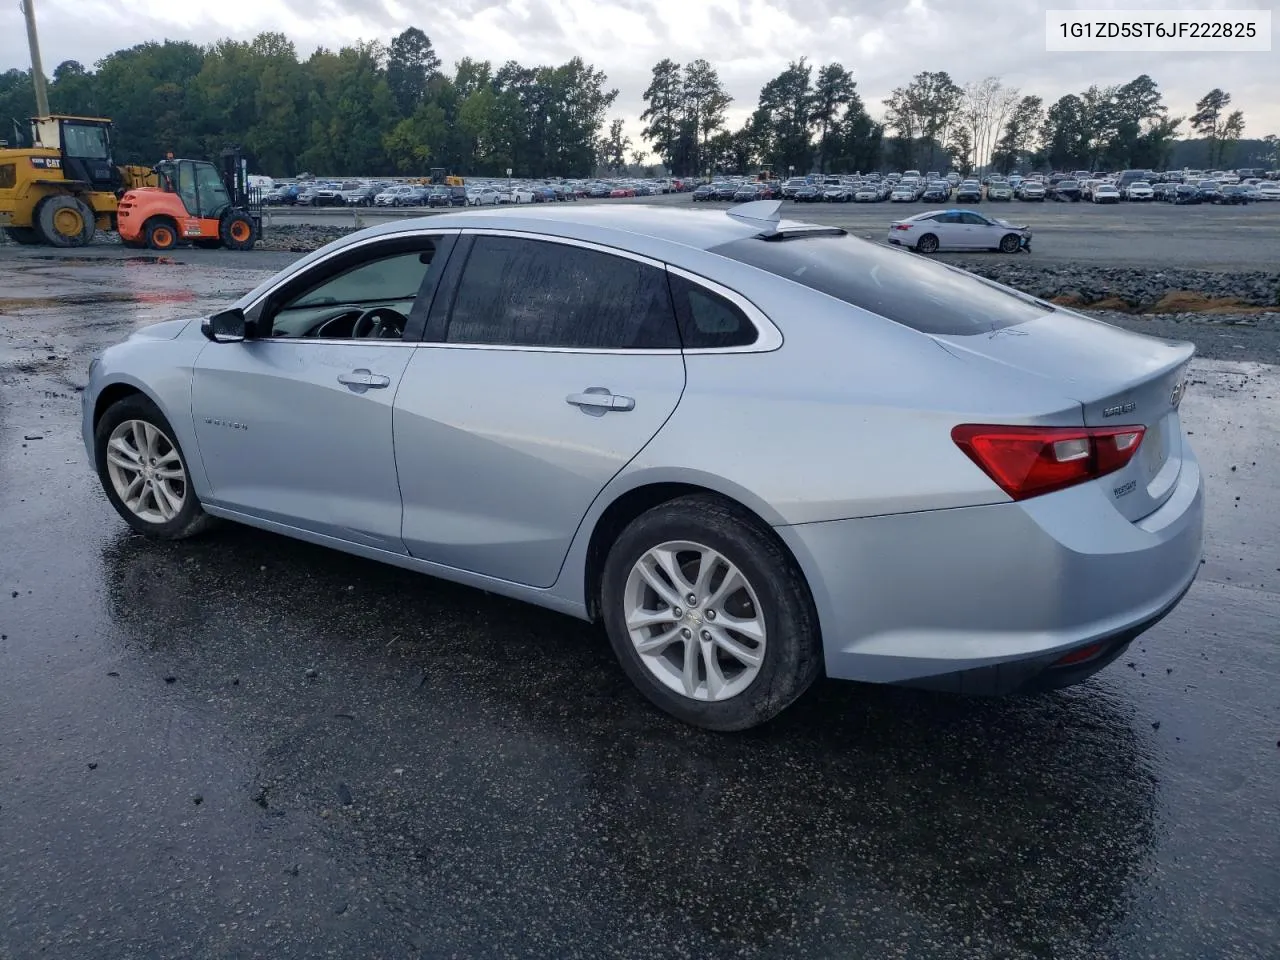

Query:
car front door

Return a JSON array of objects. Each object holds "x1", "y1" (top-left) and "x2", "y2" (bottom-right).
[
  {"x1": 190, "y1": 232, "x2": 457, "y2": 551},
  {"x1": 393, "y1": 232, "x2": 687, "y2": 588},
  {"x1": 957, "y1": 211, "x2": 998, "y2": 247}
]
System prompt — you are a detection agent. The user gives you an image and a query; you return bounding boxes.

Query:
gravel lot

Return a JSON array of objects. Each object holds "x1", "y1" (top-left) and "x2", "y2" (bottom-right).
[{"x1": 1, "y1": 226, "x2": 1279, "y2": 959}]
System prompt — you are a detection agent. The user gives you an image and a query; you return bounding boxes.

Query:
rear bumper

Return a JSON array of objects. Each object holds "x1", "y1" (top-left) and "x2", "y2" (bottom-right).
[{"x1": 776, "y1": 447, "x2": 1204, "y2": 695}]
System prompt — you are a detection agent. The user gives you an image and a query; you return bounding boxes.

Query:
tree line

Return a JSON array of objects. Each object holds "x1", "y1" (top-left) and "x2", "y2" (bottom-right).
[{"x1": 1, "y1": 32, "x2": 1275, "y2": 178}]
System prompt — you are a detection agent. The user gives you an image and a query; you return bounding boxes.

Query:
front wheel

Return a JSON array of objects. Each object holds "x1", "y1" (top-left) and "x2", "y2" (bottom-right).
[
  {"x1": 220, "y1": 212, "x2": 258, "y2": 251},
  {"x1": 915, "y1": 233, "x2": 939, "y2": 254},
  {"x1": 600, "y1": 495, "x2": 821, "y2": 731},
  {"x1": 999, "y1": 233, "x2": 1022, "y2": 254},
  {"x1": 94, "y1": 395, "x2": 213, "y2": 540}
]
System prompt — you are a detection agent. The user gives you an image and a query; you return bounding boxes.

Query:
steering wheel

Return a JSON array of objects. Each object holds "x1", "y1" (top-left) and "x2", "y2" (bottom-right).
[{"x1": 352, "y1": 306, "x2": 409, "y2": 340}]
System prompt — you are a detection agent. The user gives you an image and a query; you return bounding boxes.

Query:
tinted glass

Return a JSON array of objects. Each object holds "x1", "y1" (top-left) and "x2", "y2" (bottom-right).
[
  {"x1": 292, "y1": 249, "x2": 435, "y2": 308},
  {"x1": 668, "y1": 274, "x2": 757, "y2": 349},
  {"x1": 447, "y1": 236, "x2": 680, "y2": 349},
  {"x1": 709, "y1": 234, "x2": 1052, "y2": 336}
]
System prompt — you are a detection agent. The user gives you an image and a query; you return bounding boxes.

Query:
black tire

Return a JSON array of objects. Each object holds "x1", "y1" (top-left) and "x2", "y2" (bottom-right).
[
  {"x1": 220, "y1": 212, "x2": 258, "y2": 251},
  {"x1": 999, "y1": 233, "x2": 1022, "y2": 254},
  {"x1": 144, "y1": 218, "x2": 179, "y2": 251},
  {"x1": 915, "y1": 233, "x2": 939, "y2": 254},
  {"x1": 94, "y1": 394, "x2": 214, "y2": 540},
  {"x1": 36, "y1": 195, "x2": 96, "y2": 247},
  {"x1": 3, "y1": 226, "x2": 41, "y2": 245},
  {"x1": 600, "y1": 495, "x2": 821, "y2": 731}
]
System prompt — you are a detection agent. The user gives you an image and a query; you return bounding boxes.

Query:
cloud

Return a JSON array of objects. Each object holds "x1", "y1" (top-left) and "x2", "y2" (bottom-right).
[{"x1": 5, "y1": 0, "x2": 1277, "y2": 155}]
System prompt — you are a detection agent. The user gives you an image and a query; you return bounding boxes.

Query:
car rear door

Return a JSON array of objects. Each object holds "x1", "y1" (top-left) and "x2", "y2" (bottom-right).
[
  {"x1": 190, "y1": 232, "x2": 458, "y2": 551},
  {"x1": 392, "y1": 231, "x2": 687, "y2": 588}
]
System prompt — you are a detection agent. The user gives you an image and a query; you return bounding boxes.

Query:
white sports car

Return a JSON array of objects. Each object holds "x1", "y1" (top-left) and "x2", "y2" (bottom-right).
[{"x1": 888, "y1": 209, "x2": 1032, "y2": 253}]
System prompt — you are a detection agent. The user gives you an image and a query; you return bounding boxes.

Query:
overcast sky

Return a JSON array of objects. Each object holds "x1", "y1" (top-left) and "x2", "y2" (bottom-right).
[{"x1": 6, "y1": 0, "x2": 1277, "y2": 157}]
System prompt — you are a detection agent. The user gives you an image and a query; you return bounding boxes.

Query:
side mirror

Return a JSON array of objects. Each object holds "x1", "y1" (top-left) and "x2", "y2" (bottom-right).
[{"x1": 202, "y1": 307, "x2": 246, "y2": 343}]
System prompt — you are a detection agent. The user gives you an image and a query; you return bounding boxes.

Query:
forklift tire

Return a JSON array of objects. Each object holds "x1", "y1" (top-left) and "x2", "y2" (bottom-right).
[
  {"x1": 36, "y1": 196, "x2": 96, "y2": 248},
  {"x1": 220, "y1": 213, "x2": 258, "y2": 251},
  {"x1": 144, "y1": 219, "x2": 178, "y2": 251},
  {"x1": 3, "y1": 226, "x2": 41, "y2": 245}
]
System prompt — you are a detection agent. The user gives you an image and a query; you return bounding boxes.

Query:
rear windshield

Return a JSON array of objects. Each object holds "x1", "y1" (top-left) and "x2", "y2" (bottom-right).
[{"x1": 708, "y1": 234, "x2": 1052, "y2": 336}]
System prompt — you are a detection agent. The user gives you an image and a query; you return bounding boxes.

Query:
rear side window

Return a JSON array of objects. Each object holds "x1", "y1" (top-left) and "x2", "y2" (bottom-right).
[
  {"x1": 709, "y1": 234, "x2": 1052, "y2": 336},
  {"x1": 447, "y1": 235, "x2": 680, "y2": 349},
  {"x1": 0, "y1": 163, "x2": 14, "y2": 189},
  {"x1": 668, "y1": 274, "x2": 757, "y2": 349}
]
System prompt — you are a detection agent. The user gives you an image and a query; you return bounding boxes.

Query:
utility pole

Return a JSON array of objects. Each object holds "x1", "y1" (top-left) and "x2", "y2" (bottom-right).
[{"x1": 21, "y1": 0, "x2": 51, "y2": 118}]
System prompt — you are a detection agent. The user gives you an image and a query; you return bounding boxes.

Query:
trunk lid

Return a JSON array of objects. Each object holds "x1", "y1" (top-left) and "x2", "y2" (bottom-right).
[{"x1": 935, "y1": 310, "x2": 1194, "y2": 521}]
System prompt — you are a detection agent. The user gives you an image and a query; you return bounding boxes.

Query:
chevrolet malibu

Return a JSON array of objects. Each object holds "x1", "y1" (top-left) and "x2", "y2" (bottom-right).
[{"x1": 83, "y1": 201, "x2": 1203, "y2": 731}]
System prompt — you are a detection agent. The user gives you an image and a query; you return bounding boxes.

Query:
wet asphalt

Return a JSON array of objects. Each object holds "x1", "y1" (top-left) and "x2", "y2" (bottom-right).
[{"x1": 1, "y1": 252, "x2": 1278, "y2": 960}]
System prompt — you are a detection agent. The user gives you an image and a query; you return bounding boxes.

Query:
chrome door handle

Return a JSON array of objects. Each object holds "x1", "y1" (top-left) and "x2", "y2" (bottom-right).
[
  {"x1": 567, "y1": 387, "x2": 635, "y2": 416},
  {"x1": 338, "y1": 369, "x2": 391, "y2": 389}
]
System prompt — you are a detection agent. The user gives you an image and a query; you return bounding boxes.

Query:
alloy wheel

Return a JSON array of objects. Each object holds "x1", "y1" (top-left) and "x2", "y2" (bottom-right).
[
  {"x1": 622, "y1": 540, "x2": 767, "y2": 702},
  {"x1": 105, "y1": 419, "x2": 187, "y2": 524}
]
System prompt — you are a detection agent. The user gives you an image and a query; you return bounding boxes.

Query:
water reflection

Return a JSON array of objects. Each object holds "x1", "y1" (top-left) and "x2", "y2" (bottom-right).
[{"x1": 101, "y1": 526, "x2": 1157, "y2": 957}]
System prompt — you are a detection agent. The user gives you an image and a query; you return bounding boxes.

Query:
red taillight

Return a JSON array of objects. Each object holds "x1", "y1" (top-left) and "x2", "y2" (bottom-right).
[
  {"x1": 951, "y1": 424, "x2": 1146, "y2": 501},
  {"x1": 893, "y1": 223, "x2": 911, "y2": 230}
]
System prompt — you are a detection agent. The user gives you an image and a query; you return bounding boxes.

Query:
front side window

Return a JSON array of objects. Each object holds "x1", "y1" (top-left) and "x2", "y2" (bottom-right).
[
  {"x1": 446, "y1": 236, "x2": 680, "y2": 350},
  {"x1": 266, "y1": 243, "x2": 438, "y2": 339}
]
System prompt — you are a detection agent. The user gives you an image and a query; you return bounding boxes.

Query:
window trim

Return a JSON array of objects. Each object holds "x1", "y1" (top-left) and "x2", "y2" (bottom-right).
[{"x1": 430, "y1": 229, "x2": 782, "y2": 355}]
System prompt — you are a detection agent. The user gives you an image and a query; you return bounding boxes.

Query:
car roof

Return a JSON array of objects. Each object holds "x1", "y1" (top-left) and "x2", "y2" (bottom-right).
[{"x1": 308, "y1": 204, "x2": 778, "y2": 257}]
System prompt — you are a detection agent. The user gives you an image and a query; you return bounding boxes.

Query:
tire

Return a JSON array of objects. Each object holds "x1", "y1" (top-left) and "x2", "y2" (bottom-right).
[
  {"x1": 915, "y1": 233, "x2": 939, "y2": 254},
  {"x1": 36, "y1": 195, "x2": 96, "y2": 247},
  {"x1": 144, "y1": 218, "x2": 178, "y2": 251},
  {"x1": 220, "y1": 212, "x2": 258, "y2": 251},
  {"x1": 3, "y1": 226, "x2": 41, "y2": 245},
  {"x1": 999, "y1": 233, "x2": 1022, "y2": 254},
  {"x1": 94, "y1": 394, "x2": 213, "y2": 540},
  {"x1": 600, "y1": 495, "x2": 821, "y2": 731}
]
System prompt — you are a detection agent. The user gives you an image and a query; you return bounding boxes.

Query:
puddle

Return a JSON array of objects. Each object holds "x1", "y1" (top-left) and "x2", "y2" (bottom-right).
[
  {"x1": 16, "y1": 255, "x2": 178, "y2": 267},
  {"x1": 0, "y1": 291, "x2": 199, "y2": 310}
]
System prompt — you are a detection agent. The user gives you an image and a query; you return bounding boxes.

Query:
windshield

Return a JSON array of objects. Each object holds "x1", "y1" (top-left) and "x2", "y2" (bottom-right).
[
  {"x1": 60, "y1": 122, "x2": 109, "y2": 160},
  {"x1": 708, "y1": 233, "x2": 1051, "y2": 336}
]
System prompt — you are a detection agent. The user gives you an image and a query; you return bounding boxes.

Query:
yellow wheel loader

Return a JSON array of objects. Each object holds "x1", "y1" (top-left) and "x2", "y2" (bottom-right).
[{"x1": 0, "y1": 115, "x2": 154, "y2": 247}]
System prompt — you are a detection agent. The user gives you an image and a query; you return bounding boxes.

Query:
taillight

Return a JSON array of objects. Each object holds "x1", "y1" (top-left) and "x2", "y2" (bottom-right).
[
  {"x1": 893, "y1": 223, "x2": 911, "y2": 230},
  {"x1": 951, "y1": 424, "x2": 1146, "y2": 500}
]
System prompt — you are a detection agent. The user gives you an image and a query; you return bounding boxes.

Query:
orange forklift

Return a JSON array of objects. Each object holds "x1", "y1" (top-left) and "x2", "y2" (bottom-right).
[{"x1": 117, "y1": 147, "x2": 261, "y2": 251}]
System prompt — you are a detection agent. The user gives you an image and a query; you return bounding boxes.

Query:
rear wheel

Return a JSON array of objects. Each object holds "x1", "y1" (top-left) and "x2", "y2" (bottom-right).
[
  {"x1": 915, "y1": 233, "x2": 939, "y2": 254},
  {"x1": 3, "y1": 226, "x2": 41, "y2": 245},
  {"x1": 144, "y1": 218, "x2": 178, "y2": 251},
  {"x1": 36, "y1": 195, "x2": 96, "y2": 247},
  {"x1": 600, "y1": 495, "x2": 821, "y2": 731},
  {"x1": 220, "y1": 212, "x2": 258, "y2": 251},
  {"x1": 999, "y1": 233, "x2": 1022, "y2": 254}
]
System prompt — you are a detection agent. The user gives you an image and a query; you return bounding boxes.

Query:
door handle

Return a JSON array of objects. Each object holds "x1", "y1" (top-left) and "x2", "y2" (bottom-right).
[
  {"x1": 567, "y1": 387, "x2": 635, "y2": 416},
  {"x1": 338, "y1": 368, "x2": 391, "y2": 389}
]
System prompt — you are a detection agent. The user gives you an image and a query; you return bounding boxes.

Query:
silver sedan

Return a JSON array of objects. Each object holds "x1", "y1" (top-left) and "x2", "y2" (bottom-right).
[{"x1": 82, "y1": 200, "x2": 1204, "y2": 730}]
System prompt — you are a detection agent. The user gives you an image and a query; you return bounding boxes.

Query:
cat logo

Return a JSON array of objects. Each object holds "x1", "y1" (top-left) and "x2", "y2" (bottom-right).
[{"x1": 29, "y1": 157, "x2": 62, "y2": 169}]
